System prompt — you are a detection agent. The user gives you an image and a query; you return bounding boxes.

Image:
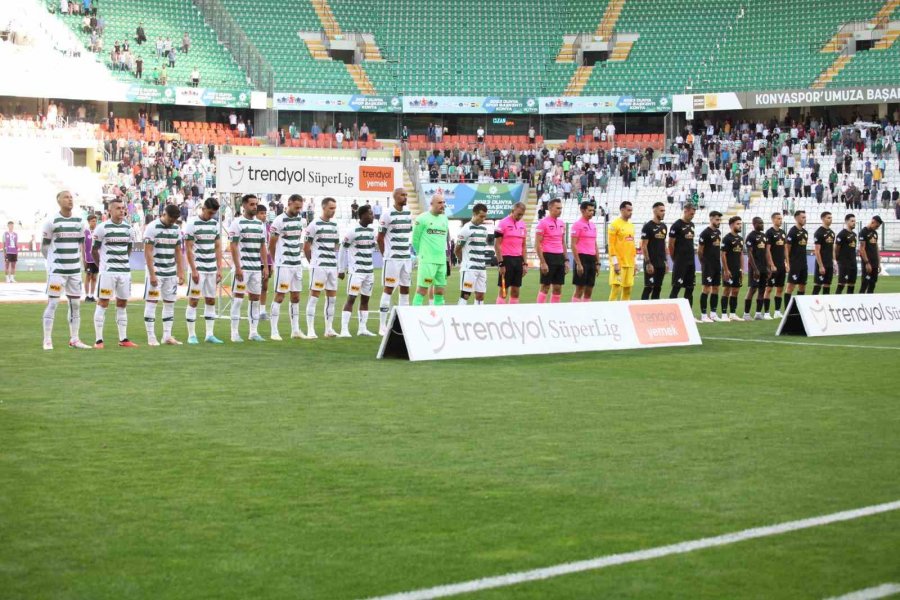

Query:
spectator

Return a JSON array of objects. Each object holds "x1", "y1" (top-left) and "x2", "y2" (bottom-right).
[
  {"x1": 373, "y1": 201, "x2": 382, "y2": 219},
  {"x1": 237, "y1": 119, "x2": 246, "y2": 137},
  {"x1": 359, "y1": 122, "x2": 369, "y2": 142},
  {"x1": 190, "y1": 67, "x2": 200, "y2": 87},
  {"x1": 350, "y1": 200, "x2": 358, "y2": 219},
  {"x1": 593, "y1": 125, "x2": 601, "y2": 141},
  {"x1": 393, "y1": 144, "x2": 401, "y2": 162},
  {"x1": 136, "y1": 22, "x2": 147, "y2": 45},
  {"x1": 135, "y1": 55, "x2": 143, "y2": 79},
  {"x1": 401, "y1": 125, "x2": 409, "y2": 142},
  {"x1": 605, "y1": 121, "x2": 616, "y2": 144},
  {"x1": 476, "y1": 126, "x2": 485, "y2": 143},
  {"x1": 167, "y1": 47, "x2": 176, "y2": 68},
  {"x1": 159, "y1": 64, "x2": 168, "y2": 85},
  {"x1": 289, "y1": 122, "x2": 298, "y2": 139},
  {"x1": 528, "y1": 125, "x2": 536, "y2": 143},
  {"x1": 151, "y1": 65, "x2": 160, "y2": 84},
  {"x1": 182, "y1": 32, "x2": 191, "y2": 54},
  {"x1": 335, "y1": 129, "x2": 344, "y2": 148},
  {"x1": 360, "y1": 145, "x2": 367, "y2": 161},
  {"x1": 310, "y1": 122, "x2": 320, "y2": 141},
  {"x1": 155, "y1": 37, "x2": 163, "y2": 57},
  {"x1": 894, "y1": 188, "x2": 900, "y2": 219},
  {"x1": 228, "y1": 111, "x2": 237, "y2": 130}
]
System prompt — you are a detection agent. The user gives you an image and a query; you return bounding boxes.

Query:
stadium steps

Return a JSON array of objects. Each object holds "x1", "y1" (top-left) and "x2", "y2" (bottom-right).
[
  {"x1": 821, "y1": 31, "x2": 853, "y2": 53},
  {"x1": 304, "y1": 38, "x2": 331, "y2": 60},
  {"x1": 347, "y1": 64, "x2": 376, "y2": 94},
  {"x1": 608, "y1": 38, "x2": 634, "y2": 61},
  {"x1": 556, "y1": 36, "x2": 577, "y2": 63},
  {"x1": 310, "y1": 0, "x2": 342, "y2": 40},
  {"x1": 595, "y1": 0, "x2": 626, "y2": 37},
  {"x1": 812, "y1": 54, "x2": 852, "y2": 88},
  {"x1": 874, "y1": 27, "x2": 900, "y2": 49},
  {"x1": 873, "y1": 0, "x2": 900, "y2": 23},
  {"x1": 564, "y1": 65, "x2": 593, "y2": 95},
  {"x1": 402, "y1": 169, "x2": 420, "y2": 216}
]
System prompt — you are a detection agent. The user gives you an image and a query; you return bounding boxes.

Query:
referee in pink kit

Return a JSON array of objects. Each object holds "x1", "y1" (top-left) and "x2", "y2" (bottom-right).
[
  {"x1": 493, "y1": 201, "x2": 528, "y2": 304},
  {"x1": 535, "y1": 198, "x2": 568, "y2": 303}
]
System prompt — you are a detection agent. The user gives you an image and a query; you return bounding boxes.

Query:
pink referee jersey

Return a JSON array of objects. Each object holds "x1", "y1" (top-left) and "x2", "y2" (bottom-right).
[
  {"x1": 495, "y1": 215, "x2": 526, "y2": 257},
  {"x1": 536, "y1": 216, "x2": 565, "y2": 254},
  {"x1": 571, "y1": 218, "x2": 597, "y2": 255}
]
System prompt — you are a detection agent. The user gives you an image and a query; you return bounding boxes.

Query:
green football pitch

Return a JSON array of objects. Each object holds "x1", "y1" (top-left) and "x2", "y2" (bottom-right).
[{"x1": 2, "y1": 270, "x2": 899, "y2": 600}]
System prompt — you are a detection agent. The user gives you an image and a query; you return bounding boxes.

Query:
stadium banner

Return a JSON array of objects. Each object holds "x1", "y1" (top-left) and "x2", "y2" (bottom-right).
[
  {"x1": 274, "y1": 93, "x2": 402, "y2": 112},
  {"x1": 215, "y1": 155, "x2": 402, "y2": 197},
  {"x1": 377, "y1": 299, "x2": 701, "y2": 361},
  {"x1": 174, "y1": 87, "x2": 252, "y2": 108},
  {"x1": 420, "y1": 183, "x2": 526, "y2": 219},
  {"x1": 744, "y1": 85, "x2": 900, "y2": 109},
  {"x1": 124, "y1": 84, "x2": 177, "y2": 104},
  {"x1": 403, "y1": 96, "x2": 539, "y2": 114},
  {"x1": 539, "y1": 95, "x2": 672, "y2": 114},
  {"x1": 672, "y1": 93, "x2": 743, "y2": 112},
  {"x1": 777, "y1": 294, "x2": 900, "y2": 338}
]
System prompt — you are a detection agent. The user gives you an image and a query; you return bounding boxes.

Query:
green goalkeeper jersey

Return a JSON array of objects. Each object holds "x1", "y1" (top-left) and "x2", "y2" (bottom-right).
[{"x1": 412, "y1": 211, "x2": 449, "y2": 265}]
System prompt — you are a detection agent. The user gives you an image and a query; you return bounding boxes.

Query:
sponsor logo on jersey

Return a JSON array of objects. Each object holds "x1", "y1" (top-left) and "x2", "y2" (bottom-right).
[
  {"x1": 278, "y1": 283, "x2": 289, "y2": 291},
  {"x1": 463, "y1": 281, "x2": 473, "y2": 289},
  {"x1": 49, "y1": 283, "x2": 62, "y2": 293},
  {"x1": 148, "y1": 289, "x2": 160, "y2": 298},
  {"x1": 314, "y1": 282, "x2": 324, "y2": 289},
  {"x1": 385, "y1": 276, "x2": 397, "y2": 284},
  {"x1": 100, "y1": 288, "x2": 112, "y2": 295},
  {"x1": 350, "y1": 284, "x2": 361, "y2": 293},
  {"x1": 190, "y1": 289, "x2": 201, "y2": 296},
  {"x1": 235, "y1": 283, "x2": 247, "y2": 291}
]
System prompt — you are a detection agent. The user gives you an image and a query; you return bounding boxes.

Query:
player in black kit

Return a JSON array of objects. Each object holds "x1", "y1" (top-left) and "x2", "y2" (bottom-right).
[
  {"x1": 640, "y1": 202, "x2": 668, "y2": 300},
  {"x1": 812, "y1": 211, "x2": 835, "y2": 295},
  {"x1": 721, "y1": 216, "x2": 744, "y2": 321},
  {"x1": 859, "y1": 215, "x2": 883, "y2": 294},
  {"x1": 784, "y1": 210, "x2": 809, "y2": 309},
  {"x1": 697, "y1": 211, "x2": 722, "y2": 322},
  {"x1": 668, "y1": 204, "x2": 696, "y2": 306},
  {"x1": 744, "y1": 216, "x2": 772, "y2": 320},
  {"x1": 834, "y1": 214, "x2": 858, "y2": 294},
  {"x1": 765, "y1": 213, "x2": 787, "y2": 318}
]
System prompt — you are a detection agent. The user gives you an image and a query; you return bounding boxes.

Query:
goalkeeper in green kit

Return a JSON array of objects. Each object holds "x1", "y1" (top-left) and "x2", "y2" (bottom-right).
[{"x1": 412, "y1": 191, "x2": 450, "y2": 305}]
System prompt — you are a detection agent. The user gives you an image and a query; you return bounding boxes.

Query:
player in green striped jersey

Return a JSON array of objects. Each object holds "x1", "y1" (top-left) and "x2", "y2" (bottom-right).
[
  {"x1": 40, "y1": 190, "x2": 91, "y2": 350},
  {"x1": 184, "y1": 197, "x2": 224, "y2": 344},
  {"x1": 377, "y1": 188, "x2": 412, "y2": 334},
  {"x1": 304, "y1": 197, "x2": 340, "y2": 338},
  {"x1": 91, "y1": 198, "x2": 139, "y2": 348},
  {"x1": 454, "y1": 203, "x2": 490, "y2": 305},
  {"x1": 143, "y1": 204, "x2": 185, "y2": 346},
  {"x1": 228, "y1": 194, "x2": 269, "y2": 342},
  {"x1": 338, "y1": 204, "x2": 377, "y2": 337},
  {"x1": 267, "y1": 194, "x2": 307, "y2": 340}
]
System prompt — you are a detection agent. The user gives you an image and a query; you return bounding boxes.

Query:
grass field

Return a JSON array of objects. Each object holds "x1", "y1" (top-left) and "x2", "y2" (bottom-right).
[{"x1": 2, "y1": 270, "x2": 900, "y2": 600}]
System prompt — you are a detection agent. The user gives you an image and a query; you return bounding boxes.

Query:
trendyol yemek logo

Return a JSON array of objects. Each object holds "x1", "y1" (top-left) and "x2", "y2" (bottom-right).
[{"x1": 229, "y1": 160, "x2": 245, "y2": 186}]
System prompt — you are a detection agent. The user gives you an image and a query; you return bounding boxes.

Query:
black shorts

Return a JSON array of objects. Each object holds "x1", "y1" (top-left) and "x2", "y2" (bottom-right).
[
  {"x1": 4, "y1": 253, "x2": 17, "y2": 263},
  {"x1": 814, "y1": 268, "x2": 834, "y2": 286},
  {"x1": 767, "y1": 268, "x2": 786, "y2": 288},
  {"x1": 750, "y1": 269, "x2": 768, "y2": 289},
  {"x1": 572, "y1": 254, "x2": 598, "y2": 287},
  {"x1": 85, "y1": 262, "x2": 99, "y2": 274},
  {"x1": 540, "y1": 253, "x2": 566, "y2": 286},
  {"x1": 701, "y1": 266, "x2": 721, "y2": 287},
  {"x1": 499, "y1": 255, "x2": 524, "y2": 288},
  {"x1": 671, "y1": 260, "x2": 696, "y2": 288},
  {"x1": 723, "y1": 270, "x2": 743, "y2": 288},
  {"x1": 789, "y1": 265, "x2": 808, "y2": 285},
  {"x1": 838, "y1": 264, "x2": 857, "y2": 284},
  {"x1": 643, "y1": 263, "x2": 667, "y2": 288}
]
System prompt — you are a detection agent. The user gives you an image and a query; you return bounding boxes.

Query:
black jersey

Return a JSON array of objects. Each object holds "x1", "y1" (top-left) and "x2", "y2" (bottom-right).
[
  {"x1": 766, "y1": 226, "x2": 786, "y2": 265},
  {"x1": 641, "y1": 220, "x2": 668, "y2": 266},
  {"x1": 786, "y1": 225, "x2": 808, "y2": 265},
  {"x1": 721, "y1": 232, "x2": 743, "y2": 273},
  {"x1": 668, "y1": 219, "x2": 695, "y2": 264},
  {"x1": 813, "y1": 226, "x2": 835, "y2": 267},
  {"x1": 835, "y1": 229, "x2": 857, "y2": 264},
  {"x1": 859, "y1": 226, "x2": 880, "y2": 266},
  {"x1": 745, "y1": 229, "x2": 768, "y2": 269},
  {"x1": 697, "y1": 226, "x2": 722, "y2": 268}
]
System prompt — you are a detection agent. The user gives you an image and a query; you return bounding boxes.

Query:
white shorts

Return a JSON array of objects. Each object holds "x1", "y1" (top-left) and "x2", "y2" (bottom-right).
[
  {"x1": 145, "y1": 275, "x2": 178, "y2": 302},
  {"x1": 46, "y1": 273, "x2": 82, "y2": 298},
  {"x1": 273, "y1": 265, "x2": 303, "y2": 294},
  {"x1": 187, "y1": 272, "x2": 217, "y2": 300},
  {"x1": 98, "y1": 272, "x2": 131, "y2": 301},
  {"x1": 346, "y1": 271, "x2": 374, "y2": 297},
  {"x1": 460, "y1": 269, "x2": 488, "y2": 294},
  {"x1": 383, "y1": 258, "x2": 412, "y2": 288},
  {"x1": 310, "y1": 267, "x2": 338, "y2": 292},
  {"x1": 233, "y1": 270, "x2": 262, "y2": 296}
]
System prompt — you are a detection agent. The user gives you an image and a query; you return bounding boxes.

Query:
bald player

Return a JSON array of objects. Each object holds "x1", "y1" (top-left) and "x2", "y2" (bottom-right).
[{"x1": 377, "y1": 187, "x2": 413, "y2": 334}]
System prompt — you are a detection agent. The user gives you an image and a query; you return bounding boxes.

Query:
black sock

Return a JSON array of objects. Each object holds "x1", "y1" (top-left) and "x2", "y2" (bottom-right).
[
  {"x1": 641, "y1": 287, "x2": 652, "y2": 300},
  {"x1": 651, "y1": 287, "x2": 662, "y2": 300},
  {"x1": 775, "y1": 296, "x2": 782, "y2": 311},
  {"x1": 670, "y1": 285, "x2": 681, "y2": 299},
  {"x1": 700, "y1": 292, "x2": 708, "y2": 313},
  {"x1": 744, "y1": 297, "x2": 752, "y2": 314},
  {"x1": 730, "y1": 296, "x2": 738, "y2": 313},
  {"x1": 710, "y1": 293, "x2": 719, "y2": 313},
  {"x1": 756, "y1": 297, "x2": 764, "y2": 312},
  {"x1": 784, "y1": 292, "x2": 792, "y2": 307},
  {"x1": 835, "y1": 284, "x2": 844, "y2": 294},
  {"x1": 764, "y1": 298, "x2": 771, "y2": 312},
  {"x1": 812, "y1": 285, "x2": 821, "y2": 295},
  {"x1": 797, "y1": 290, "x2": 805, "y2": 296},
  {"x1": 684, "y1": 288, "x2": 694, "y2": 307},
  {"x1": 822, "y1": 287, "x2": 830, "y2": 295},
  {"x1": 848, "y1": 285, "x2": 855, "y2": 294}
]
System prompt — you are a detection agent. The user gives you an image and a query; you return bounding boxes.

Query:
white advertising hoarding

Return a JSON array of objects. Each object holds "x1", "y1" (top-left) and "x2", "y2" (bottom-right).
[
  {"x1": 378, "y1": 299, "x2": 701, "y2": 362},
  {"x1": 216, "y1": 155, "x2": 402, "y2": 198},
  {"x1": 777, "y1": 294, "x2": 900, "y2": 337}
]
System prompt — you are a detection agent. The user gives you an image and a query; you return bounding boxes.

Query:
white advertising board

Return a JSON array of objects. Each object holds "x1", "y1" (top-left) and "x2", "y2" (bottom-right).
[
  {"x1": 377, "y1": 299, "x2": 701, "y2": 362},
  {"x1": 777, "y1": 293, "x2": 900, "y2": 337}
]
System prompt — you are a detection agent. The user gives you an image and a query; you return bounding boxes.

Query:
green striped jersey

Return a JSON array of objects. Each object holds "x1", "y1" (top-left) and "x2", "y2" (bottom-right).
[
  {"x1": 341, "y1": 224, "x2": 375, "y2": 274},
  {"x1": 41, "y1": 212, "x2": 86, "y2": 275},
  {"x1": 457, "y1": 222, "x2": 490, "y2": 271},
  {"x1": 183, "y1": 216, "x2": 219, "y2": 274},
  {"x1": 379, "y1": 207, "x2": 412, "y2": 260},
  {"x1": 305, "y1": 219, "x2": 339, "y2": 268},
  {"x1": 270, "y1": 212, "x2": 306, "y2": 267},
  {"x1": 93, "y1": 220, "x2": 134, "y2": 274},
  {"x1": 227, "y1": 217, "x2": 265, "y2": 272},
  {"x1": 143, "y1": 219, "x2": 181, "y2": 278}
]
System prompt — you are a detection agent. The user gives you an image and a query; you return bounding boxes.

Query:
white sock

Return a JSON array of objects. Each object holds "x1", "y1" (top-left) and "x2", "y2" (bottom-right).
[
  {"x1": 231, "y1": 296, "x2": 243, "y2": 337},
  {"x1": 116, "y1": 306, "x2": 128, "y2": 341},
  {"x1": 93, "y1": 304, "x2": 106, "y2": 342},
  {"x1": 144, "y1": 302, "x2": 157, "y2": 340},
  {"x1": 185, "y1": 305, "x2": 197, "y2": 338},
  {"x1": 162, "y1": 303, "x2": 174, "y2": 339},
  {"x1": 204, "y1": 304, "x2": 216, "y2": 337},
  {"x1": 457, "y1": 298, "x2": 467, "y2": 305},
  {"x1": 399, "y1": 293, "x2": 410, "y2": 306},
  {"x1": 325, "y1": 296, "x2": 336, "y2": 331},
  {"x1": 248, "y1": 300, "x2": 260, "y2": 336},
  {"x1": 270, "y1": 301, "x2": 281, "y2": 335},
  {"x1": 341, "y1": 310, "x2": 351, "y2": 333},
  {"x1": 359, "y1": 309, "x2": 368, "y2": 331},
  {"x1": 306, "y1": 296, "x2": 319, "y2": 335},
  {"x1": 475, "y1": 299, "x2": 484, "y2": 305},
  {"x1": 67, "y1": 298, "x2": 81, "y2": 341},
  {"x1": 379, "y1": 292, "x2": 391, "y2": 329},
  {"x1": 289, "y1": 301, "x2": 300, "y2": 333},
  {"x1": 43, "y1": 297, "x2": 59, "y2": 341}
]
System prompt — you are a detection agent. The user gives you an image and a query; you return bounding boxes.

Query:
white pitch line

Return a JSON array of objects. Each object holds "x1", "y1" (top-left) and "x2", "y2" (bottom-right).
[
  {"x1": 703, "y1": 336, "x2": 900, "y2": 351},
  {"x1": 362, "y1": 500, "x2": 900, "y2": 600},
  {"x1": 825, "y1": 583, "x2": 900, "y2": 600}
]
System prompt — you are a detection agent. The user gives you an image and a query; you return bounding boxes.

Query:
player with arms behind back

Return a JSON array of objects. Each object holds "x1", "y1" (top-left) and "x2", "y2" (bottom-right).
[
  {"x1": 143, "y1": 204, "x2": 185, "y2": 346},
  {"x1": 183, "y1": 197, "x2": 224, "y2": 344},
  {"x1": 455, "y1": 203, "x2": 490, "y2": 305},
  {"x1": 834, "y1": 214, "x2": 858, "y2": 295},
  {"x1": 267, "y1": 194, "x2": 307, "y2": 340},
  {"x1": 641, "y1": 202, "x2": 667, "y2": 300},
  {"x1": 338, "y1": 203, "x2": 377, "y2": 336}
]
